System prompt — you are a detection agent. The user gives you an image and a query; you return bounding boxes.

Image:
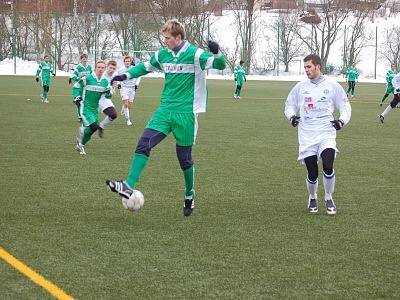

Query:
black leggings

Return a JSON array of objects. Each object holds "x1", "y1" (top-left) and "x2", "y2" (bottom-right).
[
  {"x1": 347, "y1": 81, "x2": 355, "y2": 94},
  {"x1": 389, "y1": 94, "x2": 400, "y2": 108},
  {"x1": 304, "y1": 148, "x2": 335, "y2": 182}
]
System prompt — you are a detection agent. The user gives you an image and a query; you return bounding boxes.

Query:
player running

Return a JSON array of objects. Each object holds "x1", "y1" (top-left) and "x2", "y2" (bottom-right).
[
  {"x1": 379, "y1": 63, "x2": 398, "y2": 107},
  {"x1": 379, "y1": 72, "x2": 400, "y2": 123},
  {"x1": 35, "y1": 54, "x2": 55, "y2": 103},
  {"x1": 346, "y1": 64, "x2": 359, "y2": 98},
  {"x1": 233, "y1": 60, "x2": 246, "y2": 99},
  {"x1": 118, "y1": 56, "x2": 141, "y2": 126},
  {"x1": 106, "y1": 20, "x2": 226, "y2": 216},
  {"x1": 70, "y1": 54, "x2": 93, "y2": 121},
  {"x1": 284, "y1": 54, "x2": 351, "y2": 215},
  {"x1": 97, "y1": 60, "x2": 118, "y2": 136},
  {"x1": 73, "y1": 60, "x2": 112, "y2": 155}
]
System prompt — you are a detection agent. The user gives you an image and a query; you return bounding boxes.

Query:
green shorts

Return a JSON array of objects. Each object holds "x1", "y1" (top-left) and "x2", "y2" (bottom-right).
[
  {"x1": 41, "y1": 77, "x2": 51, "y2": 87},
  {"x1": 146, "y1": 108, "x2": 198, "y2": 146},
  {"x1": 386, "y1": 85, "x2": 394, "y2": 94},
  {"x1": 80, "y1": 102, "x2": 98, "y2": 127}
]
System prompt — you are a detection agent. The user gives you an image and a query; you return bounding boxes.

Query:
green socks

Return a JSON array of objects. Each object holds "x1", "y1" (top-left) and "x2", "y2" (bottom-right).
[
  {"x1": 81, "y1": 127, "x2": 94, "y2": 145},
  {"x1": 183, "y1": 165, "x2": 195, "y2": 197},
  {"x1": 127, "y1": 153, "x2": 149, "y2": 188}
]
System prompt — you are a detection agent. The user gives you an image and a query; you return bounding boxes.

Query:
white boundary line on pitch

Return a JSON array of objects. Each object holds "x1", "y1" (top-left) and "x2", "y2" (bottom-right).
[{"x1": 0, "y1": 246, "x2": 74, "y2": 300}]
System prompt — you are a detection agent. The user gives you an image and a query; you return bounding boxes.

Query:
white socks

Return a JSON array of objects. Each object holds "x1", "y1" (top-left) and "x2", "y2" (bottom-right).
[
  {"x1": 323, "y1": 171, "x2": 335, "y2": 200},
  {"x1": 381, "y1": 105, "x2": 393, "y2": 117},
  {"x1": 306, "y1": 177, "x2": 318, "y2": 199},
  {"x1": 100, "y1": 116, "x2": 113, "y2": 129},
  {"x1": 124, "y1": 107, "x2": 130, "y2": 121}
]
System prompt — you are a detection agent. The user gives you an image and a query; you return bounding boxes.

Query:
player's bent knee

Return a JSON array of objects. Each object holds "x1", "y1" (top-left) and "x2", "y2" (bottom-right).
[
  {"x1": 89, "y1": 123, "x2": 100, "y2": 132},
  {"x1": 104, "y1": 107, "x2": 117, "y2": 120},
  {"x1": 176, "y1": 145, "x2": 193, "y2": 170},
  {"x1": 135, "y1": 129, "x2": 166, "y2": 157},
  {"x1": 390, "y1": 95, "x2": 400, "y2": 108}
]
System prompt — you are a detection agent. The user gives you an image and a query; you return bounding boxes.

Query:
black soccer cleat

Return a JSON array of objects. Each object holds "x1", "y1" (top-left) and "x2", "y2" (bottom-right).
[
  {"x1": 308, "y1": 197, "x2": 318, "y2": 213},
  {"x1": 325, "y1": 199, "x2": 337, "y2": 215},
  {"x1": 183, "y1": 193, "x2": 195, "y2": 217},
  {"x1": 379, "y1": 114, "x2": 384, "y2": 123},
  {"x1": 106, "y1": 179, "x2": 133, "y2": 199},
  {"x1": 98, "y1": 127, "x2": 104, "y2": 138}
]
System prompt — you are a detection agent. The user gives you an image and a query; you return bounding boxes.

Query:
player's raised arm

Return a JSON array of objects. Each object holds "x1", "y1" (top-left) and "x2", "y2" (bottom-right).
[{"x1": 198, "y1": 41, "x2": 226, "y2": 71}]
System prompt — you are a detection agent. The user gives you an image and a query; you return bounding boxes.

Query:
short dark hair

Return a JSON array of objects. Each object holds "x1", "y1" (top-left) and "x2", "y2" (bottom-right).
[
  {"x1": 107, "y1": 60, "x2": 117, "y2": 67},
  {"x1": 80, "y1": 54, "x2": 88, "y2": 59},
  {"x1": 303, "y1": 54, "x2": 322, "y2": 67}
]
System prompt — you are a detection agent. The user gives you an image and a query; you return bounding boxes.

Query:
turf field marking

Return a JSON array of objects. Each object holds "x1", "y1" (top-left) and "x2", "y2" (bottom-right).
[{"x1": 0, "y1": 246, "x2": 74, "y2": 300}]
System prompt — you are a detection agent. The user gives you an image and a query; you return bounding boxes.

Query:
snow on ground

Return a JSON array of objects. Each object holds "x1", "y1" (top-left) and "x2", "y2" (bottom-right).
[
  {"x1": 0, "y1": 57, "x2": 71, "y2": 76},
  {"x1": 0, "y1": 57, "x2": 386, "y2": 83}
]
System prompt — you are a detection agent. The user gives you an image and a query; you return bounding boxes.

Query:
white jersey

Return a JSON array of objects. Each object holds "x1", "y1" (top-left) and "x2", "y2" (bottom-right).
[
  {"x1": 102, "y1": 71, "x2": 117, "y2": 83},
  {"x1": 98, "y1": 71, "x2": 117, "y2": 111},
  {"x1": 118, "y1": 66, "x2": 141, "y2": 88},
  {"x1": 285, "y1": 76, "x2": 352, "y2": 161},
  {"x1": 392, "y1": 72, "x2": 400, "y2": 93},
  {"x1": 285, "y1": 76, "x2": 351, "y2": 132}
]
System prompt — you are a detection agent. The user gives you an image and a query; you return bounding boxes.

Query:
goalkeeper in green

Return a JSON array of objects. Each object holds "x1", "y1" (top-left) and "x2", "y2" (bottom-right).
[
  {"x1": 233, "y1": 60, "x2": 246, "y2": 99},
  {"x1": 379, "y1": 63, "x2": 398, "y2": 106},
  {"x1": 35, "y1": 54, "x2": 55, "y2": 103},
  {"x1": 73, "y1": 60, "x2": 112, "y2": 155},
  {"x1": 346, "y1": 64, "x2": 359, "y2": 98},
  {"x1": 106, "y1": 19, "x2": 226, "y2": 217}
]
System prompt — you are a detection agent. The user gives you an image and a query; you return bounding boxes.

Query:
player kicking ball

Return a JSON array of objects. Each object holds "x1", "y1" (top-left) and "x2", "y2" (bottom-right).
[
  {"x1": 284, "y1": 54, "x2": 351, "y2": 215},
  {"x1": 379, "y1": 71, "x2": 400, "y2": 123},
  {"x1": 73, "y1": 60, "x2": 112, "y2": 155},
  {"x1": 118, "y1": 56, "x2": 141, "y2": 126},
  {"x1": 106, "y1": 20, "x2": 226, "y2": 216}
]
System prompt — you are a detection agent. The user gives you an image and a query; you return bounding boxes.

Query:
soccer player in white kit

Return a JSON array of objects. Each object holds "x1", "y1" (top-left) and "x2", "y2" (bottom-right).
[
  {"x1": 98, "y1": 60, "x2": 118, "y2": 137},
  {"x1": 118, "y1": 56, "x2": 141, "y2": 126},
  {"x1": 379, "y1": 72, "x2": 400, "y2": 123},
  {"x1": 284, "y1": 54, "x2": 352, "y2": 215}
]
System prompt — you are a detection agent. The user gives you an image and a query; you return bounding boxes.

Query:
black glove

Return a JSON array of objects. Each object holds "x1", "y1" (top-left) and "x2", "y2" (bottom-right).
[
  {"x1": 290, "y1": 116, "x2": 300, "y2": 127},
  {"x1": 74, "y1": 96, "x2": 82, "y2": 106},
  {"x1": 134, "y1": 85, "x2": 138, "y2": 91},
  {"x1": 244, "y1": 78, "x2": 247, "y2": 82},
  {"x1": 35, "y1": 77, "x2": 39, "y2": 83},
  {"x1": 331, "y1": 119, "x2": 344, "y2": 130},
  {"x1": 52, "y1": 73, "x2": 56, "y2": 76},
  {"x1": 117, "y1": 83, "x2": 121, "y2": 89},
  {"x1": 68, "y1": 78, "x2": 72, "y2": 84},
  {"x1": 396, "y1": 88, "x2": 400, "y2": 93},
  {"x1": 131, "y1": 60, "x2": 135, "y2": 66},
  {"x1": 103, "y1": 90, "x2": 112, "y2": 97},
  {"x1": 207, "y1": 40, "x2": 220, "y2": 54},
  {"x1": 111, "y1": 74, "x2": 127, "y2": 85}
]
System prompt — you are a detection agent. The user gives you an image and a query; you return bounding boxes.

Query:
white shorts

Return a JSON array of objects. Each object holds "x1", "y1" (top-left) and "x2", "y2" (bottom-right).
[
  {"x1": 297, "y1": 129, "x2": 338, "y2": 162},
  {"x1": 120, "y1": 86, "x2": 136, "y2": 102},
  {"x1": 98, "y1": 97, "x2": 115, "y2": 112}
]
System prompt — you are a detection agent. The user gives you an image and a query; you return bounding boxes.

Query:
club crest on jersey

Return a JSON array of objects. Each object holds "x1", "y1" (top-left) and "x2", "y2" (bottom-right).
[{"x1": 324, "y1": 89, "x2": 330, "y2": 94}]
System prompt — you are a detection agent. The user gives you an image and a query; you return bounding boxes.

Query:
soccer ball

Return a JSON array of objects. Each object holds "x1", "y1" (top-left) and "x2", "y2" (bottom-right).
[{"x1": 121, "y1": 190, "x2": 144, "y2": 212}]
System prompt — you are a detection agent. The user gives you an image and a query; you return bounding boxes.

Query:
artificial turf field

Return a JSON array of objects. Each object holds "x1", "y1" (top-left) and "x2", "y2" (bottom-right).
[{"x1": 0, "y1": 75, "x2": 399, "y2": 299}]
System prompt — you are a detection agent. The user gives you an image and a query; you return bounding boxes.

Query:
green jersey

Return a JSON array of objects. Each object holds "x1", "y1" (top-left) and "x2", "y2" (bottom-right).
[
  {"x1": 73, "y1": 73, "x2": 112, "y2": 110},
  {"x1": 386, "y1": 69, "x2": 398, "y2": 87},
  {"x1": 35, "y1": 60, "x2": 54, "y2": 80},
  {"x1": 346, "y1": 67, "x2": 359, "y2": 81},
  {"x1": 71, "y1": 64, "x2": 93, "y2": 82},
  {"x1": 124, "y1": 41, "x2": 226, "y2": 113},
  {"x1": 234, "y1": 65, "x2": 246, "y2": 85}
]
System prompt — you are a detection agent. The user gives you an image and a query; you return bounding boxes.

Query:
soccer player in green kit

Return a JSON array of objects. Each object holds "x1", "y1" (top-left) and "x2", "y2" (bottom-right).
[
  {"x1": 73, "y1": 60, "x2": 112, "y2": 155},
  {"x1": 346, "y1": 64, "x2": 359, "y2": 98},
  {"x1": 70, "y1": 54, "x2": 93, "y2": 121},
  {"x1": 106, "y1": 20, "x2": 226, "y2": 216},
  {"x1": 379, "y1": 63, "x2": 398, "y2": 106},
  {"x1": 35, "y1": 54, "x2": 55, "y2": 103},
  {"x1": 233, "y1": 60, "x2": 246, "y2": 99}
]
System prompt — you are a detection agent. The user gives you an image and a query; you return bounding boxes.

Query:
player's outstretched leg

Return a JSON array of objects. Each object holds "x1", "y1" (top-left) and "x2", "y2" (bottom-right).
[
  {"x1": 380, "y1": 93, "x2": 389, "y2": 106},
  {"x1": 304, "y1": 155, "x2": 318, "y2": 213},
  {"x1": 321, "y1": 148, "x2": 337, "y2": 215},
  {"x1": 379, "y1": 94, "x2": 400, "y2": 123},
  {"x1": 99, "y1": 107, "x2": 117, "y2": 138},
  {"x1": 177, "y1": 145, "x2": 195, "y2": 216}
]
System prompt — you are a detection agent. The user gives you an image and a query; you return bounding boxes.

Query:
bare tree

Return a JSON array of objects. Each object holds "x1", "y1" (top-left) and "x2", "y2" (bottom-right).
[
  {"x1": 229, "y1": 0, "x2": 260, "y2": 74},
  {"x1": 380, "y1": 25, "x2": 400, "y2": 67},
  {"x1": 268, "y1": 11, "x2": 305, "y2": 72},
  {"x1": 343, "y1": 9, "x2": 373, "y2": 69}
]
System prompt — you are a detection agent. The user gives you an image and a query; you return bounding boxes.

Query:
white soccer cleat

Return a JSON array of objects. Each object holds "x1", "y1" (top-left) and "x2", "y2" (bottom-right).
[
  {"x1": 127, "y1": 120, "x2": 132, "y2": 126},
  {"x1": 44, "y1": 98, "x2": 49, "y2": 103},
  {"x1": 233, "y1": 94, "x2": 237, "y2": 99},
  {"x1": 75, "y1": 141, "x2": 86, "y2": 155}
]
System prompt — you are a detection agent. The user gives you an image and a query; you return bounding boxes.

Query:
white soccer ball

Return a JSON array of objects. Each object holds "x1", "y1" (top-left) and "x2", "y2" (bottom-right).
[{"x1": 121, "y1": 190, "x2": 144, "y2": 212}]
